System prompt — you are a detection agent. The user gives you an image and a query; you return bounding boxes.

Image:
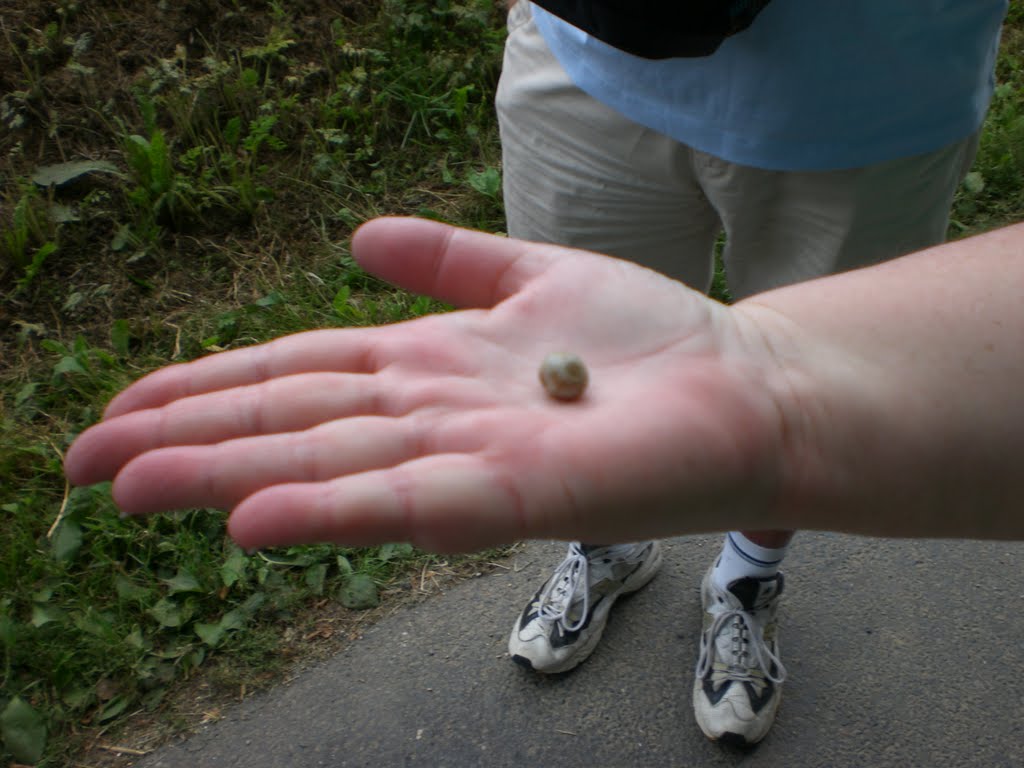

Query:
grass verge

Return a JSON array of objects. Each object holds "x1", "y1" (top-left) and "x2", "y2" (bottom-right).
[{"x1": 2, "y1": 1, "x2": 507, "y2": 764}]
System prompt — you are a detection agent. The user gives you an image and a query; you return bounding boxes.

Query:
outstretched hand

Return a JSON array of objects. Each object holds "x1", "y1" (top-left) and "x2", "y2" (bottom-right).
[{"x1": 65, "y1": 218, "x2": 791, "y2": 552}]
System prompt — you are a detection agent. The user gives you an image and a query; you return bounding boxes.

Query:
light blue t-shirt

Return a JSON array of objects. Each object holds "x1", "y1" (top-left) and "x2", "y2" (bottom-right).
[{"x1": 532, "y1": 1, "x2": 1008, "y2": 171}]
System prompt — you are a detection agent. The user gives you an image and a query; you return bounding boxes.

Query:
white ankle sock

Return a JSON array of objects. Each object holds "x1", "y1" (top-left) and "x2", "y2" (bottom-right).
[{"x1": 711, "y1": 532, "x2": 788, "y2": 591}]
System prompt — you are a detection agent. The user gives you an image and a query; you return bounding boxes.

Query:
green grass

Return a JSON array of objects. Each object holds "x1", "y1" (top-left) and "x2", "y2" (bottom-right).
[
  {"x1": 950, "y1": 17, "x2": 1024, "y2": 235},
  {"x1": 1, "y1": 1, "x2": 1023, "y2": 765},
  {"x1": 1, "y1": 1, "x2": 506, "y2": 764}
]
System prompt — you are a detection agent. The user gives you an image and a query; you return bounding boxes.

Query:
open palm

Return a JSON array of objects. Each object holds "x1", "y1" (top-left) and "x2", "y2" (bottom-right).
[{"x1": 65, "y1": 218, "x2": 789, "y2": 552}]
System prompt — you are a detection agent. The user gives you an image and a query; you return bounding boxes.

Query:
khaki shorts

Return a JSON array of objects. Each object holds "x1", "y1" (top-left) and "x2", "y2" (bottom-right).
[{"x1": 496, "y1": 1, "x2": 980, "y2": 299}]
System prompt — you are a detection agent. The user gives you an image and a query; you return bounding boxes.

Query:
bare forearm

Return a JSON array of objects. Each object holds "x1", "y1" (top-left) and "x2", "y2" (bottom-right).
[{"x1": 738, "y1": 223, "x2": 1024, "y2": 539}]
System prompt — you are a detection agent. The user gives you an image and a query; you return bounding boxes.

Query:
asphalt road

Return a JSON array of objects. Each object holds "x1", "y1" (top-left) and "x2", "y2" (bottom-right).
[{"x1": 137, "y1": 534, "x2": 1024, "y2": 767}]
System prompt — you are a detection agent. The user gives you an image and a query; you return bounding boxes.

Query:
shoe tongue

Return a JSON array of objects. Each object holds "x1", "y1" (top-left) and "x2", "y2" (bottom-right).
[{"x1": 727, "y1": 574, "x2": 783, "y2": 610}]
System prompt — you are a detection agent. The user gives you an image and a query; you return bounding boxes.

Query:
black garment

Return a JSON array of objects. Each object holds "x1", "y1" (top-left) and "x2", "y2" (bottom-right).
[{"x1": 530, "y1": 0, "x2": 773, "y2": 59}]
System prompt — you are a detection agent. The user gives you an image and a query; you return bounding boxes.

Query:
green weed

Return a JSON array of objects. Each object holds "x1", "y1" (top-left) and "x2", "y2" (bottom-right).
[
  {"x1": 951, "y1": 24, "x2": 1024, "y2": 234},
  {"x1": 0, "y1": 185, "x2": 59, "y2": 289},
  {"x1": 119, "y1": 96, "x2": 205, "y2": 238}
]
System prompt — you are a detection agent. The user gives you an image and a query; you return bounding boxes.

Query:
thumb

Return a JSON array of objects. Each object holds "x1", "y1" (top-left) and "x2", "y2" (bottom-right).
[{"x1": 351, "y1": 217, "x2": 548, "y2": 309}]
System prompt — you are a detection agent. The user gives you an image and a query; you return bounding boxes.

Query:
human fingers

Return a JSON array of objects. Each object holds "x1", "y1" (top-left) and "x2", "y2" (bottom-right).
[
  {"x1": 100, "y1": 327, "x2": 385, "y2": 419},
  {"x1": 225, "y1": 454, "x2": 533, "y2": 553},
  {"x1": 102, "y1": 302, "x2": 478, "y2": 420},
  {"x1": 65, "y1": 372, "x2": 386, "y2": 485},
  {"x1": 351, "y1": 217, "x2": 549, "y2": 308},
  {"x1": 107, "y1": 415, "x2": 439, "y2": 515}
]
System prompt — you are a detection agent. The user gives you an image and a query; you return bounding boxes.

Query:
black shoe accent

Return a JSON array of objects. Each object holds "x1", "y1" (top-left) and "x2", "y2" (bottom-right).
[
  {"x1": 511, "y1": 654, "x2": 535, "y2": 671},
  {"x1": 549, "y1": 592, "x2": 607, "y2": 649},
  {"x1": 716, "y1": 731, "x2": 761, "y2": 751},
  {"x1": 701, "y1": 677, "x2": 776, "y2": 714},
  {"x1": 726, "y1": 572, "x2": 784, "y2": 611},
  {"x1": 727, "y1": 577, "x2": 761, "y2": 609},
  {"x1": 514, "y1": 586, "x2": 603, "y2": 650}
]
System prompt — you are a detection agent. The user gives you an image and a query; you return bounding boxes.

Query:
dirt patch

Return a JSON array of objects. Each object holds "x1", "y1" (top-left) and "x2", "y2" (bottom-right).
[{"x1": 1, "y1": 0, "x2": 371, "y2": 162}]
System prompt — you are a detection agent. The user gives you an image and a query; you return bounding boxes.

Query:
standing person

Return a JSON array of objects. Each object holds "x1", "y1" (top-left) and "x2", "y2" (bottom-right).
[{"x1": 497, "y1": 0, "x2": 1008, "y2": 745}]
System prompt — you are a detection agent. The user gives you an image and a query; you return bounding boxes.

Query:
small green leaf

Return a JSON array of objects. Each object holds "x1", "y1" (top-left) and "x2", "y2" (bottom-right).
[
  {"x1": 31, "y1": 159, "x2": 122, "y2": 187},
  {"x1": 162, "y1": 569, "x2": 201, "y2": 594},
  {"x1": 334, "y1": 206, "x2": 361, "y2": 227},
  {"x1": 409, "y1": 295, "x2": 433, "y2": 316},
  {"x1": 224, "y1": 116, "x2": 242, "y2": 148},
  {"x1": 142, "y1": 686, "x2": 168, "y2": 711},
  {"x1": 254, "y1": 291, "x2": 284, "y2": 308},
  {"x1": 0, "y1": 615, "x2": 16, "y2": 648},
  {"x1": 63, "y1": 291, "x2": 86, "y2": 313},
  {"x1": 149, "y1": 598, "x2": 185, "y2": 628},
  {"x1": 31, "y1": 584, "x2": 55, "y2": 602},
  {"x1": 31, "y1": 604, "x2": 68, "y2": 627},
  {"x1": 49, "y1": 202, "x2": 80, "y2": 223},
  {"x1": 377, "y1": 542, "x2": 414, "y2": 562},
  {"x1": 19, "y1": 241, "x2": 58, "y2": 289},
  {"x1": 152, "y1": 641, "x2": 194, "y2": 660},
  {"x1": 305, "y1": 563, "x2": 328, "y2": 595},
  {"x1": 110, "y1": 224, "x2": 133, "y2": 252},
  {"x1": 98, "y1": 694, "x2": 130, "y2": 723},
  {"x1": 74, "y1": 608, "x2": 115, "y2": 639},
  {"x1": 14, "y1": 382, "x2": 37, "y2": 408},
  {"x1": 339, "y1": 574, "x2": 379, "y2": 609},
  {"x1": 196, "y1": 604, "x2": 250, "y2": 648},
  {"x1": 62, "y1": 686, "x2": 96, "y2": 710},
  {"x1": 124, "y1": 626, "x2": 145, "y2": 650},
  {"x1": 467, "y1": 166, "x2": 501, "y2": 199},
  {"x1": 52, "y1": 355, "x2": 87, "y2": 379},
  {"x1": 961, "y1": 170, "x2": 985, "y2": 195},
  {"x1": 51, "y1": 518, "x2": 83, "y2": 562},
  {"x1": 195, "y1": 622, "x2": 225, "y2": 648},
  {"x1": 336, "y1": 554, "x2": 353, "y2": 576},
  {"x1": 332, "y1": 285, "x2": 352, "y2": 317},
  {"x1": 238, "y1": 592, "x2": 266, "y2": 616},
  {"x1": 185, "y1": 646, "x2": 207, "y2": 671},
  {"x1": 219, "y1": 608, "x2": 247, "y2": 632},
  {"x1": 110, "y1": 319, "x2": 131, "y2": 356},
  {"x1": 115, "y1": 575, "x2": 152, "y2": 602},
  {"x1": 215, "y1": 313, "x2": 240, "y2": 344},
  {"x1": 1, "y1": 697, "x2": 47, "y2": 764},
  {"x1": 220, "y1": 546, "x2": 249, "y2": 588},
  {"x1": 451, "y1": 84, "x2": 473, "y2": 121}
]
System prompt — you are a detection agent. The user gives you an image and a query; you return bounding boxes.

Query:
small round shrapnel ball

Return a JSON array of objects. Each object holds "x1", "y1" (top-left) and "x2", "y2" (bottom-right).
[{"x1": 539, "y1": 352, "x2": 589, "y2": 401}]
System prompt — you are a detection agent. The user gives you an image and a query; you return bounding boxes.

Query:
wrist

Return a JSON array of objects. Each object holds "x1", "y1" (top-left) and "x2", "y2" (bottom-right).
[
  {"x1": 734, "y1": 294, "x2": 1018, "y2": 539},
  {"x1": 730, "y1": 300, "x2": 889, "y2": 534}
]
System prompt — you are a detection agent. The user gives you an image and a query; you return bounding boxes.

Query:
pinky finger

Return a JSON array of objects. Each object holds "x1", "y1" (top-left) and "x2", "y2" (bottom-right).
[{"x1": 226, "y1": 456, "x2": 531, "y2": 554}]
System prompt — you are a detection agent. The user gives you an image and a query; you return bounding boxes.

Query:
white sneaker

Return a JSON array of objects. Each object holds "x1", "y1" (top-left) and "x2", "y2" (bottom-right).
[
  {"x1": 508, "y1": 541, "x2": 663, "y2": 673},
  {"x1": 693, "y1": 567, "x2": 786, "y2": 745}
]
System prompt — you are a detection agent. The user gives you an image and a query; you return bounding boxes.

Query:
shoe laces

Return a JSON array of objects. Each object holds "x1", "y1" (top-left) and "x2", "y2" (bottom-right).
[
  {"x1": 534, "y1": 543, "x2": 590, "y2": 633},
  {"x1": 696, "y1": 606, "x2": 787, "y2": 686}
]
